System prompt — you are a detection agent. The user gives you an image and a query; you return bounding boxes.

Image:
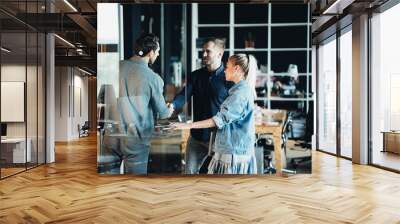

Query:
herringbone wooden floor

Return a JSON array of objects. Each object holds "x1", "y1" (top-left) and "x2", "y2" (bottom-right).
[{"x1": 1, "y1": 135, "x2": 400, "y2": 223}]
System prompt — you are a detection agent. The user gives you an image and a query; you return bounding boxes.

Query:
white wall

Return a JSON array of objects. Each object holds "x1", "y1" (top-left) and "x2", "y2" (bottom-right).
[
  {"x1": 1, "y1": 65, "x2": 35, "y2": 138},
  {"x1": 55, "y1": 67, "x2": 89, "y2": 141}
]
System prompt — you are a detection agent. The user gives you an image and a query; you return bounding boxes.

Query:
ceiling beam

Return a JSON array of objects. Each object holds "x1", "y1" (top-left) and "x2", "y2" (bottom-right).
[{"x1": 66, "y1": 13, "x2": 97, "y2": 46}]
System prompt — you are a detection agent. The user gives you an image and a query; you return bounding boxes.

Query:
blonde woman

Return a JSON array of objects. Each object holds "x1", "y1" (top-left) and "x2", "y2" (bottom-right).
[{"x1": 173, "y1": 54, "x2": 257, "y2": 174}]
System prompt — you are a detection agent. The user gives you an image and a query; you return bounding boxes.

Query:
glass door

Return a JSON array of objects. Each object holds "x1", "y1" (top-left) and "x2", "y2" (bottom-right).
[
  {"x1": 317, "y1": 36, "x2": 337, "y2": 155},
  {"x1": 1, "y1": 30, "x2": 28, "y2": 178},
  {"x1": 339, "y1": 28, "x2": 352, "y2": 159},
  {"x1": 370, "y1": 4, "x2": 400, "y2": 171}
]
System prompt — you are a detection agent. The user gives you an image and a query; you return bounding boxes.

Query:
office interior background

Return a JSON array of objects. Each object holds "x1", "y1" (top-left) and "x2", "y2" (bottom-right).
[
  {"x1": 0, "y1": 0, "x2": 399, "y2": 178},
  {"x1": 0, "y1": 0, "x2": 400, "y2": 223}
]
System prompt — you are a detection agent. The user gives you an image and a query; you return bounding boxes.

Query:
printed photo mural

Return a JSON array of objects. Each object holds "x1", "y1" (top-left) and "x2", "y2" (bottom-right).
[{"x1": 97, "y1": 3, "x2": 312, "y2": 175}]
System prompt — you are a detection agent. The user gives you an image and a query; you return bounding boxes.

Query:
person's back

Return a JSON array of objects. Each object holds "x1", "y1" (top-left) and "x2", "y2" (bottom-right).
[
  {"x1": 118, "y1": 59, "x2": 168, "y2": 142},
  {"x1": 102, "y1": 33, "x2": 170, "y2": 175}
]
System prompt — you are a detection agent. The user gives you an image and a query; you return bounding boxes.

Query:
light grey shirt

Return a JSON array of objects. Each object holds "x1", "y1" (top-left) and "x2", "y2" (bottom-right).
[{"x1": 118, "y1": 58, "x2": 170, "y2": 143}]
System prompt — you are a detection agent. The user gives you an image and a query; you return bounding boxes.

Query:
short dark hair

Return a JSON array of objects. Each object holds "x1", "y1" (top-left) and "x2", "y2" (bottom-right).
[
  {"x1": 203, "y1": 37, "x2": 226, "y2": 51},
  {"x1": 134, "y1": 33, "x2": 159, "y2": 57}
]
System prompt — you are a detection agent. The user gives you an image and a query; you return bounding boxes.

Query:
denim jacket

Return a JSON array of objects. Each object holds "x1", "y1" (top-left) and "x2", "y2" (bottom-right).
[{"x1": 212, "y1": 80, "x2": 255, "y2": 155}]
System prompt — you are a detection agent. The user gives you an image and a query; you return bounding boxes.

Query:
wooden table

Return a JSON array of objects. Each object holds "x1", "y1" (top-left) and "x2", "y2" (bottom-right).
[{"x1": 256, "y1": 123, "x2": 285, "y2": 175}]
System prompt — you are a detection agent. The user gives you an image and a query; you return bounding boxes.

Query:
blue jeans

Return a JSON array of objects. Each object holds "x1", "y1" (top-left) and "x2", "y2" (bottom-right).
[
  {"x1": 185, "y1": 136, "x2": 209, "y2": 174},
  {"x1": 100, "y1": 135, "x2": 150, "y2": 174}
]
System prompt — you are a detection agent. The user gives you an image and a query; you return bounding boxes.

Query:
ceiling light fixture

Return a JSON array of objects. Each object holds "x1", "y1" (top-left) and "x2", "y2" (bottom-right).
[
  {"x1": 1, "y1": 47, "x2": 11, "y2": 53},
  {"x1": 54, "y1": 34, "x2": 75, "y2": 48},
  {"x1": 78, "y1": 67, "x2": 93, "y2": 76},
  {"x1": 63, "y1": 0, "x2": 78, "y2": 12},
  {"x1": 322, "y1": 0, "x2": 355, "y2": 15}
]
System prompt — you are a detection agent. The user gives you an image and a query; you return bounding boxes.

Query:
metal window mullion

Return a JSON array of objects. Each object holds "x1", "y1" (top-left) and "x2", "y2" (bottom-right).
[
  {"x1": 25, "y1": 1, "x2": 28, "y2": 171},
  {"x1": 267, "y1": 3, "x2": 272, "y2": 109},
  {"x1": 0, "y1": 21, "x2": 2, "y2": 179},
  {"x1": 197, "y1": 24, "x2": 229, "y2": 27},
  {"x1": 44, "y1": 18, "x2": 47, "y2": 165},
  {"x1": 119, "y1": 4, "x2": 124, "y2": 60},
  {"x1": 191, "y1": 3, "x2": 198, "y2": 71},
  {"x1": 72, "y1": 68, "x2": 75, "y2": 118},
  {"x1": 316, "y1": 45, "x2": 320, "y2": 150},
  {"x1": 306, "y1": 3, "x2": 310, "y2": 113},
  {"x1": 336, "y1": 31, "x2": 341, "y2": 157},
  {"x1": 270, "y1": 48, "x2": 311, "y2": 51},
  {"x1": 161, "y1": 3, "x2": 165, "y2": 81},
  {"x1": 367, "y1": 12, "x2": 373, "y2": 165},
  {"x1": 191, "y1": 3, "x2": 198, "y2": 120},
  {"x1": 270, "y1": 22, "x2": 312, "y2": 27},
  {"x1": 234, "y1": 23, "x2": 268, "y2": 27},
  {"x1": 229, "y1": 3, "x2": 234, "y2": 57},
  {"x1": 36, "y1": 5, "x2": 39, "y2": 167},
  {"x1": 183, "y1": 4, "x2": 188, "y2": 120},
  {"x1": 68, "y1": 69, "x2": 71, "y2": 118}
]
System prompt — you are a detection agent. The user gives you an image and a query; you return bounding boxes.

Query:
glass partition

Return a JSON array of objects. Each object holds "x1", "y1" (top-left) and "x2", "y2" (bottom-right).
[
  {"x1": 339, "y1": 29, "x2": 352, "y2": 158},
  {"x1": 1, "y1": 30, "x2": 28, "y2": 177},
  {"x1": 317, "y1": 36, "x2": 337, "y2": 155},
  {"x1": 0, "y1": 1, "x2": 46, "y2": 179},
  {"x1": 37, "y1": 31, "x2": 46, "y2": 165},
  {"x1": 27, "y1": 31, "x2": 38, "y2": 169},
  {"x1": 370, "y1": 4, "x2": 400, "y2": 171}
]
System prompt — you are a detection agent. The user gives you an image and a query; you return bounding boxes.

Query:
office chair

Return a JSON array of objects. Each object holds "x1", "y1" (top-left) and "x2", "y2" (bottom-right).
[
  {"x1": 285, "y1": 106, "x2": 313, "y2": 173},
  {"x1": 78, "y1": 121, "x2": 90, "y2": 138},
  {"x1": 261, "y1": 112, "x2": 293, "y2": 174}
]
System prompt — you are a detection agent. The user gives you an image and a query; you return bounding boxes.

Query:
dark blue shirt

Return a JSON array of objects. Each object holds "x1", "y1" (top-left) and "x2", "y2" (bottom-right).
[{"x1": 172, "y1": 65, "x2": 234, "y2": 143}]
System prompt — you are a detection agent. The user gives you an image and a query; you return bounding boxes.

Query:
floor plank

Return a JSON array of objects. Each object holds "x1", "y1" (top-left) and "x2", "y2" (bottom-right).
[{"x1": 1, "y1": 135, "x2": 400, "y2": 223}]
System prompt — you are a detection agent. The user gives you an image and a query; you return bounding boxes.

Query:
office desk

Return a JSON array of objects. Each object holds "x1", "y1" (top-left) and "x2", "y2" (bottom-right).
[
  {"x1": 150, "y1": 130, "x2": 183, "y2": 173},
  {"x1": 382, "y1": 131, "x2": 400, "y2": 154},
  {"x1": 1, "y1": 138, "x2": 32, "y2": 164}
]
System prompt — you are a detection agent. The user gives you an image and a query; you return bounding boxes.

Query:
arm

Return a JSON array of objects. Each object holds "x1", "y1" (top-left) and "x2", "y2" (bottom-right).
[
  {"x1": 212, "y1": 91, "x2": 247, "y2": 129},
  {"x1": 173, "y1": 118, "x2": 216, "y2": 130},
  {"x1": 150, "y1": 76, "x2": 171, "y2": 119},
  {"x1": 173, "y1": 90, "x2": 248, "y2": 130},
  {"x1": 172, "y1": 73, "x2": 194, "y2": 110}
]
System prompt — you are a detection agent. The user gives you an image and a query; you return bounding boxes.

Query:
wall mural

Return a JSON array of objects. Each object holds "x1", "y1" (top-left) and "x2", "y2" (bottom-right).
[{"x1": 97, "y1": 3, "x2": 312, "y2": 175}]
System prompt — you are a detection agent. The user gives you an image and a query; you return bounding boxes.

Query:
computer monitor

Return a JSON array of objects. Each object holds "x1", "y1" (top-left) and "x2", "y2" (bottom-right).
[{"x1": 1, "y1": 123, "x2": 7, "y2": 137}]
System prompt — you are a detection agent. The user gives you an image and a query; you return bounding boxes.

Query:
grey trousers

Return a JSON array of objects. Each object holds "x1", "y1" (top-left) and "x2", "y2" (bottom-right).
[
  {"x1": 100, "y1": 135, "x2": 150, "y2": 174},
  {"x1": 185, "y1": 136, "x2": 209, "y2": 174}
]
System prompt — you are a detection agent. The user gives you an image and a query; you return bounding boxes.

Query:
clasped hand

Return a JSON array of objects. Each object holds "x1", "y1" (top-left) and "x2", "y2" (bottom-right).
[{"x1": 170, "y1": 122, "x2": 192, "y2": 130}]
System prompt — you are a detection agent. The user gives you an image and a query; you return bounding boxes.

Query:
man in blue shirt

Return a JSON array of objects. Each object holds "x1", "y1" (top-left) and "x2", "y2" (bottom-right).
[
  {"x1": 102, "y1": 33, "x2": 172, "y2": 174},
  {"x1": 170, "y1": 37, "x2": 234, "y2": 174}
]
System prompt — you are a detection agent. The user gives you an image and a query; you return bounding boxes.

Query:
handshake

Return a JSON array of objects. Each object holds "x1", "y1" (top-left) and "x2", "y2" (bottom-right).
[{"x1": 167, "y1": 102, "x2": 175, "y2": 118}]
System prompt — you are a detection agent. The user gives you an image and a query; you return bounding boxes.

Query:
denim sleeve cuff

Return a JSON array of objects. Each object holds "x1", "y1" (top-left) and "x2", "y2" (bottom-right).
[
  {"x1": 159, "y1": 108, "x2": 170, "y2": 119},
  {"x1": 212, "y1": 114, "x2": 225, "y2": 129}
]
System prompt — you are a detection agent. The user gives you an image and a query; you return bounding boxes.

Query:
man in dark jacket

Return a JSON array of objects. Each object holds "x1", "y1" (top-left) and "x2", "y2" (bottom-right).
[{"x1": 170, "y1": 37, "x2": 234, "y2": 174}]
